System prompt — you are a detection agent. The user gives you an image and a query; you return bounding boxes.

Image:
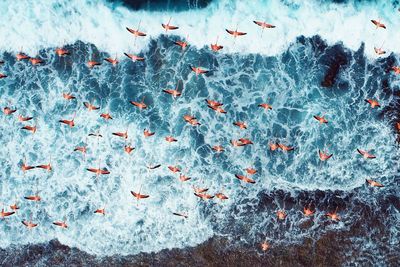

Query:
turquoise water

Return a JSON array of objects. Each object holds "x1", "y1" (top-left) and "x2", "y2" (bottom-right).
[{"x1": 0, "y1": 0, "x2": 398, "y2": 265}]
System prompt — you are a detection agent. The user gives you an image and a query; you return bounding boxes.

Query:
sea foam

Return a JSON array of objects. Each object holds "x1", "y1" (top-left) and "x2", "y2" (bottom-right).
[
  {"x1": 0, "y1": 0, "x2": 398, "y2": 258},
  {"x1": 0, "y1": 0, "x2": 398, "y2": 58}
]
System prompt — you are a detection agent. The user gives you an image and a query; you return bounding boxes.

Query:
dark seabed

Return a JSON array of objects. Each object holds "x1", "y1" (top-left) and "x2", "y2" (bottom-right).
[{"x1": 1, "y1": 188, "x2": 399, "y2": 266}]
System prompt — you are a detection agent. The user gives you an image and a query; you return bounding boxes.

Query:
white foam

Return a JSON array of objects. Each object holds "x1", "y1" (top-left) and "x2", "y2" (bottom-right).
[
  {"x1": 0, "y1": 0, "x2": 397, "y2": 257},
  {"x1": 0, "y1": 108, "x2": 215, "y2": 255},
  {"x1": 0, "y1": 0, "x2": 397, "y2": 58}
]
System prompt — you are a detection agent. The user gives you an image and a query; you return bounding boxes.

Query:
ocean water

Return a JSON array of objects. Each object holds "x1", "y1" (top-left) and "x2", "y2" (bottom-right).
[
  {"x1": 108, "y1": 0, "x2": 213, "y2": 10},
  {"x1": 0, "y1": 0, "x2": 399, "y2": 265}
]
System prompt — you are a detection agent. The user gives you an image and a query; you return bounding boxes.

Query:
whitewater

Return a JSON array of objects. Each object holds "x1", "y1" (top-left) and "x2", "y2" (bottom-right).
[
  {"x1": 0, "y1": 0, "x2": 398, "y2": 58},
  {"x1": 0, "y1": 0, "x2": 398, "y2": 262}
]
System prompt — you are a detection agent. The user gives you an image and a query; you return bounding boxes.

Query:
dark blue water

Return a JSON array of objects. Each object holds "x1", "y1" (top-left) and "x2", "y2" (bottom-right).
[
  {"x1": 0, "y1": 33, "x2": 399, "y2": 265},
  {"x1": 108, "y1": 0, "x2": 212, "y2": 11},
  {"x1": 0, "y1": 0, "x2": 400, "y2": 264}
]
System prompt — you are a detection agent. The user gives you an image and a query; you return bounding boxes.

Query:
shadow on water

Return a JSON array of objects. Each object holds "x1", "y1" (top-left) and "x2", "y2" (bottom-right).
[{"x1": 107, "y1": 0, "x2": 213, "y2": 11}]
